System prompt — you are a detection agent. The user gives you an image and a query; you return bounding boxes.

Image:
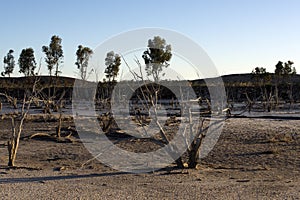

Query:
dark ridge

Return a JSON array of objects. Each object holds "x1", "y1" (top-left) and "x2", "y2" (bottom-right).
[
  {"x1": 1, "y1": 73, "x2": 300, "y2": 102},
  {"x1": 2, "y1": 73, "x2": 300, "y2": 87},
  {"x1": 230, "y1": 115, "x2": 300, "y2": 120}
]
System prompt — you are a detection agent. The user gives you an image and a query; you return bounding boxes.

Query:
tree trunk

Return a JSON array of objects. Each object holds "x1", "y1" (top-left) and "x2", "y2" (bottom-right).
[
  {"x1": 152, "y1": 106, "x2": 184, "y2": 168},
  {"x1": 56, "y1": 103, "x2": 63, "y2": 138},
  {"x1": 187, "y1": 144, "x2": 200, "y2": 169},
  {"x1": 56, "y1": 116, "x2": 62, "y2": 138},
  {"x1": 275, "y1": 82, "x2": 279, "y2": 110},
  {"x1": 289, "y1": 83, "x2": 293, "y2": 110},
  {"x1": 7, "y1": 139, "x2": 15, "y2": 167},
  {"x1": 13, "y1": 98, "x2": 17, "y2": 109},
  {"x1": 185, "y1": 107, "x2": 206, "y2": 169},
  {"x1": 7, "y1": 118, "x2": 23, "y2": 167}
]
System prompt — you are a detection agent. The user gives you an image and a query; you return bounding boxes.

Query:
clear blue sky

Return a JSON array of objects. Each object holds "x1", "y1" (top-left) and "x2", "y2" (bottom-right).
[{"x1": 0, "y1": 0, "x2": 300, "y2": 79}]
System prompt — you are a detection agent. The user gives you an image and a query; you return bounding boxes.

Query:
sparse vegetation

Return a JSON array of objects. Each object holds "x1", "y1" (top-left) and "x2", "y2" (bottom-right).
[{"x1": 0, "y1": 34, "x2": 299, "y2": 173}]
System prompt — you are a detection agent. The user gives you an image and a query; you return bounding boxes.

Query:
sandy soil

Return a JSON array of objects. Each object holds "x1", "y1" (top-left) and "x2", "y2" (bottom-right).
[{"x1": 0, "y1": 117, "x2": 299, "y2": 199}]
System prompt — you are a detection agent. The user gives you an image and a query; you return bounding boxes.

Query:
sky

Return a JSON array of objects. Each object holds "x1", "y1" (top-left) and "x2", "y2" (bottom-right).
[{"x1": 0, "y1": 0, "x2": 300, "y2": 80}]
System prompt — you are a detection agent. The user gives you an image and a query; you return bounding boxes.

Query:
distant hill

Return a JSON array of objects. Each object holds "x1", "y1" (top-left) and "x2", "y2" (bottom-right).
[
  {"x1": 0, "y1": 76, "x2": 76, "y2": 88},
  {"x1": 221, "y1": 73, "x2": 300, "y2": 84},
  {"x1": 2, "y1": 73, "x2": 300, "y2": 87},
  {"x1": 221, "y1": 73, "x2": 254, "y2": 84},
  {"x1": 191, "y1": 73, "x2": 300, "y2": 86},
  {"x1": 1, "y1": 73, "x2": 300, "y2": 102}
]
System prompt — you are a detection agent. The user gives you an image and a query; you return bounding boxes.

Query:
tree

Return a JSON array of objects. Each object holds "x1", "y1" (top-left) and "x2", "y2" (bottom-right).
[
  {"x1": 75, "y1": 45, "x2": 93, "y2": 80},
  {"x1": 274, "y1": 61, "x2": 283, "y2": 108},
  {"x1": 104, "y1": 51, "x2": 121, "y2": 82},
  {"x1": 283, "y1": 61, "x2": 296, "y2": 106},
  {"x1": 252, "y1": 67, "x2": 270, "y2": 82},
  {"x1": 283, "y1": 61, "x2": 296, "y2": 76},
  {"x1": 274, "y1": 61, "x2": 296, "y2": 108},
  {"x1": 6, "y1": 84, "x2": 38, "y2": 167},
  {"x1": 42, "y1": 35, "x2": 64, "y2": 76},
  {"x1": 2, "y1": 49, "x2": 15, "y2": 77},
  {"x1": 251, "y1": 67, "x2": 272, "y2": 111},
  {"x1": 18, "y1": 48, "x2": 36, "y2": 76},
  {"x1": 142, "y1": 36, "x2": 172, "y2": 81},
  {"x1": 0, "y1": 63, "x2": 42, "y2": 167},
  {"x1": 81, "y1": 36, "x2": 227, "y2": 171}
]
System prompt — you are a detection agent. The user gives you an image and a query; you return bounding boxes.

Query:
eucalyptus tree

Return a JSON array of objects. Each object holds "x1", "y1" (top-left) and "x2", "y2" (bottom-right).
[
  {"x1": 274, "y1": 61, "x2": 284, "y2": 108},
  {"x1": 75, "y1": 45, "x2": 93, "y2": 81},
  {"x1": 142, "y1": 36, "x2": 172, "y2": 82},
  {"x1": 283, "y1": 61, "x2": 296, "y2": 106},
  {"x1": 104, "y1": 51, "x2": 121, "y2": 82},
  {"x1": 251, "y1": 67, "x2": 272, "y2": 111},
  {"x1": 274, "y1": 61, "x2": 296, "y2": 108},
  {"x1": 42, "y1": 35, "x2": 64, "y2": 76},
  {"x1": 18, "y1": 48, "x2": 36, "y2": 76},
  {"x1": 2, "y1": 49, "x2": 15, "y2": 77}
]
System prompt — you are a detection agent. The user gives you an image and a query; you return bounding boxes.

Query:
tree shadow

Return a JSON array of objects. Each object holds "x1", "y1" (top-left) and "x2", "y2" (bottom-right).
[{"x1": 0, "y1": 171, "x2": 128, "y2": 184}]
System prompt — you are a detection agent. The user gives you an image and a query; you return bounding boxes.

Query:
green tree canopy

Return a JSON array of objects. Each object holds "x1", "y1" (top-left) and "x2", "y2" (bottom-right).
[
  {"x1": 283, "y1": 60, "x2": 296, "y2": 76},
  {"x1": 2, "y1": 49, "x2": 15, "y2": 77},
  {"x1": 275, "y1": 61, "x2": 284, "y2": 76},
  {"x1": 75, "y1": 45, "x2": 93, "y2": 80},
  {"x1": 18, "y1": 48, "x2": 36, "y2": 76},
  {"x1": 142, "y1": 36, "x2": 172, "y2": 81},
  {"x1": 42, "y1": 35, "x2": 64, "y2": 76},
  {"x1": 274, "y1": 60, "x2": 296, "y2": 105},
  {"x1": 275, "y1": 60, "x2": 296, "y2": 76},
  {"x1": 252, "y1": 67, "x2": 270, "y2": 82},
  {"x1": 104, "y1": 51, "x2": 121, "y2": 82}
]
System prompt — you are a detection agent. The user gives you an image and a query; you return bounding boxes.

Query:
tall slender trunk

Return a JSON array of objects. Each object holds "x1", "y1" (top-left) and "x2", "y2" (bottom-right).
[
  {"x1": 274, "y1": 82, "x2": 279, "y2": 110},
  {"x1": 186, "y1": 108, "x2": 205, "y2": 168},
  {"x1": 289, "y1": 82, "x2": 293, "y2": 110},
  {"x1": 7, "y1": 117, "x2": 25, "y2": 167},
  {"x1": 56, "y1": 111, "x2": 62, "y2": 138}
]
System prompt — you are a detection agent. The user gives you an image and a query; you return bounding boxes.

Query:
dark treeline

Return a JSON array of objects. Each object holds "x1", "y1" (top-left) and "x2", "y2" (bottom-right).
[{"x1": 1, "y1": 73, "x2": 300, "y2": 104}]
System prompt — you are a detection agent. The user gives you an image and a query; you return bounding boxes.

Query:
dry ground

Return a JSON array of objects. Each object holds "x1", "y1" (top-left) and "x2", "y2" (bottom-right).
[{"x1": 0, "y1": 117, "x2": 299, "y2": 199}]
